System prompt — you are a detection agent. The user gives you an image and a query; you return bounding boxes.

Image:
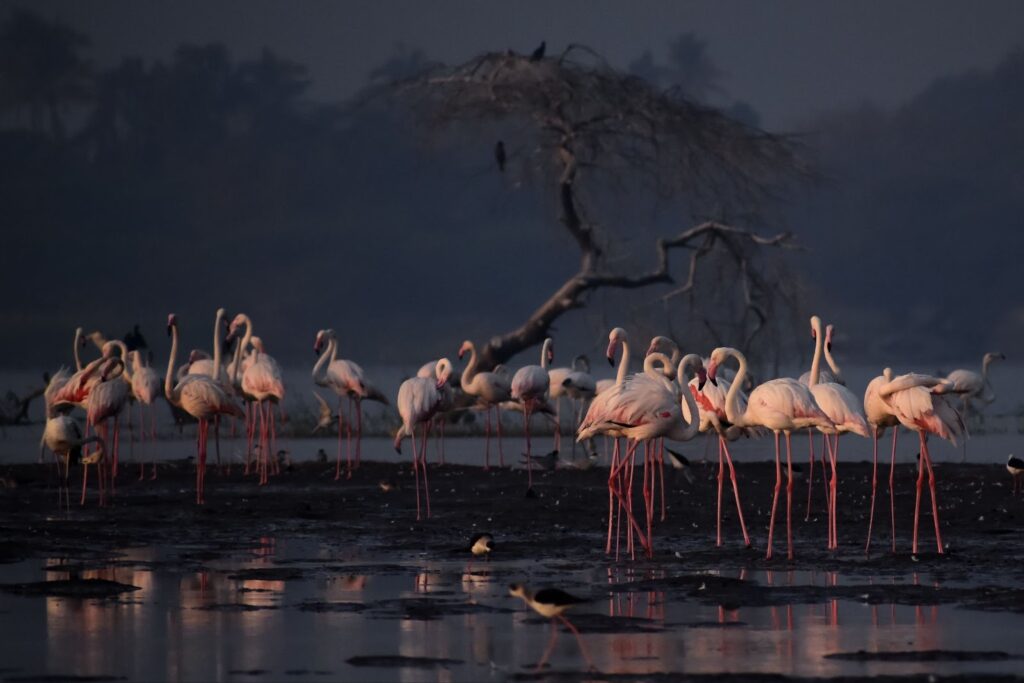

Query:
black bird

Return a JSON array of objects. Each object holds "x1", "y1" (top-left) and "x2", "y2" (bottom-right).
[
  {"x1": 495, "y1": 140, "x2": 507, "y2": 172},
  {"x1": 123, "y1": 323, "x2": 148, "y2": 352},
  {"x1": 665, "y1": 447, "x2": 696, "y2": 485},
  {"x1": 1008, "y1": 454, "x2": 1024, "y2": 494},
  {"x1": 509, "y1": 583, "x2": 593, "y2": 671},
  {"x1": 530, "y1": 41, "x2": 546, "y2": 61}
]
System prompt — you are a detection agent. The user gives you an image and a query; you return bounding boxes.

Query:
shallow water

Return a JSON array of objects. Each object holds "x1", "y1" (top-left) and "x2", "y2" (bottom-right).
[{"x1": 2, "y1": 535, "x2": 1024, "y2": 681}]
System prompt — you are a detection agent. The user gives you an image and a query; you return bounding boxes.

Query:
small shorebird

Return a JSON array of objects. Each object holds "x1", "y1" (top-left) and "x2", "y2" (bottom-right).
[
  {"x1": 509, "y1": 583, "x2": 594, "y2": 672},
  {"x1": 470, "y1": 532, "x2": 494, "y2": 558},
  {"x1": 1008, "y1": 454, "x2": 1024, "y2": 495}
]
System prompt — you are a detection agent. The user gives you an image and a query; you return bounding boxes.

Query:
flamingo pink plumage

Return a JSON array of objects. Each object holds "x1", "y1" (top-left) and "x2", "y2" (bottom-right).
[
  {"x1": 511, "y1": 337, "x2": 554, "y2": 491},
  {"x1": 229, "y1": 314, "x2": 285, "y2": 485},
  {"x1": 458, "y1": 340, "x2": 513, "y2": 469},
  {"x1": 394, "y1": 358, "x2": 453, "y2": 520},
  {"x1": 708, "y1": 346, "x2": 834, "y2": 560},
  {"x1": 127, "y1": 349, "x2": 161, "y2": 480}
]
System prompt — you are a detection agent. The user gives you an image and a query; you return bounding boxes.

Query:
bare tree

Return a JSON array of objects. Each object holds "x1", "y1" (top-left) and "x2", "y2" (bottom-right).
[{"x1": 391, "y1": 45, "x2": 810, "y2": 368}]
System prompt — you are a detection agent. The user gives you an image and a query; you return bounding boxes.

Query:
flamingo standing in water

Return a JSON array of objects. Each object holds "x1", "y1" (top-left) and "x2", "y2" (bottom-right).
[
  {"x1": 548, "y1": 355, "x2": 594, "y2": 453},
  {"x1": 126, "y1": 350, "x2": 161, "y2": 479},
  {"x1": 707, "y1": 347, "x2": 833, "y2": 560},
  {"x1": 877, "y1": 372, "x2": 964, "y2": 554},
  {"x1": 512, "y1": 338, "x2": 554, "y2": 491},
  {"x1": 417, "y1": 360, "x2": 461, "y2": 464},
  {"x1": 41, "y1": 413, "x2": 105, "y2": 509},
  {"x1": 394, "y1": 358, "x2": 453, "y2": 520},
  {"x1": 458, "y1": 340, "x2": 512, "y2": 469},
  {"x1": 228, "y1": 314, "x2": 285, "y2": 485},
  {"x1": 87, "y1": 347, "x2": 131, "y2": 490},
  {"x1": 313, "y1": 329, "x2": 386, "y2": 479},
  {"x1": 165, "y1": 310, "x2": 244, "y2": 504},
  {"x1": 668, "y1": 343, "x2": 752, "y2": 549},
  {"x1": 864, "y1": 367, "x2": 901, "y2": 554},
  {"x1": 804, "y1": 316, "x2": 870, "y2": 551},
  {"x1": 946, "y1": 352, "x2": 1005, "y2": 461}
]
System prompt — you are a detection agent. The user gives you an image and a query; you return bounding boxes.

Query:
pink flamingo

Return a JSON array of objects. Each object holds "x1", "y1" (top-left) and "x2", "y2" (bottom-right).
[
  {"x1": 165, "y1": 309, "x2": 244, "y2": 504},
  {"x1": 416, "y1": 360, "x2": 461, "y2": 464},
  {"x1": 877, "y1": 371, "x2": 964, "y2": 554},
  {"x1": 313, "y1": 329, "x2": 386, "y2": 478},
  {"x1": 82, "y1": 357, "x2": 125, "y2": 505},
  {"x1": 673, "y1": 350, "x2": 753, "y2": 549},
  {"x1": 126, "y1": 350, "x2": 161, "y2": 480},
  {"x1": 394, "y1": 358, "x2": 453, "y2": 520},
  {"x1": 228, "y1": 314, "x2": 285, "y2": 485},
  {"x1": 512, "y1": 338, "x2": 554, "y2": 491},
  {"x1": 946, "y1": 351, "x2": 1004, "y2": 461},
  {"x1": 805, "y1": 316, "x2": 870, "y2": 551},
  {"x1": 458, "y1": 340, "x2": 513, "y2": 469},
  {"x1": 584, "y1": 352, "x2": 702, "y2": 558},
  {"x1": 864, "y1": 367, "x2": 900, "y2": 553},
  {"x1": 707, "y1": 346, "x2": 833, "y2": 560}
]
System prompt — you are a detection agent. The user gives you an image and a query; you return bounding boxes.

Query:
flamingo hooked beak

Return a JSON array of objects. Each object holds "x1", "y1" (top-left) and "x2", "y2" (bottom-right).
[
  {"x1": 706, "y1": 359, "x2": 719, "y2": 386},
  {"x1": 697, "y1": 368, "x2": 708, "y2": 391},
  {"x1": 605, "y1": 340, "x2": 617, "y2": 366},
  {"x1": 166, "y1": 314, "x2": 176, "y2": 336}
]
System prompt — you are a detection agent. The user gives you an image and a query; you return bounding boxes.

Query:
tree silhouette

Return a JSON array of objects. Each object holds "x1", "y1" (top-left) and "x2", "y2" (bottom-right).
[{"x1": 393, "y1": 45, "x2": 809, "y2": 367}]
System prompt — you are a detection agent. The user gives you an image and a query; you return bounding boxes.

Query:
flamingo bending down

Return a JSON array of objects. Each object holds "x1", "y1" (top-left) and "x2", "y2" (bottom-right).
[
  {"x1": 127, "y1": 350, "x2": 162, "y2": 479},
  {"x1": 805, "y1": 316, "x2": 870, "y2": 551},
  {"x1": 166, "y1": 309, "x2": 244, "y2": 504},
  {"x1": 87, "y1": 350, "x2": 131, "y2": 492},
  {"x1": 458, "y1": 340, "x2": 513, "y2": 469},
  {"x1": 228, "y1": 315, "x2": 285, "y2": 485},
  {"x1": 417, "y1": 360, "x2": 462, "y2": 464},
  {"x1": 864, "y1": 367, "x2": 900, "y2": 554},
  {"x1": 41, "y1": 413, "x2": 106, "y2": 509},
  {"x1": 394, "y1": 358, "x2": 453, "y2": 520},
  {"x1": 512, "y1": 338, "x2": 554, "y2": 491},
  {"x1": 877, "y1": 372, "x2": 964, "y2": 554},
  {"x1": 946, "y1": 352, "x2": 1004, "y2": 461},
  {"x1": 708, "y1": 346, "x2": 833, "y2": 560}
]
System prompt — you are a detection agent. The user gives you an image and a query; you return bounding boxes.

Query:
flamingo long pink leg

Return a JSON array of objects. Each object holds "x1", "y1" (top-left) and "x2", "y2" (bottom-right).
[
  {"x1": 606, "y1": 438, "x2": 620, "y2": 554},
  {"x1": 150, "y1": 405, "x2": 158, "y2": 480},
  {"x1": 805, "y1": 429, "x2": 815, "y2": 521},
  {"x1": 921, "y1": 435, "x2": 943, "y2": 554},
  {"x1": 355, "y1": 399, "x2": 363, "y2": 469},
  {"x1": 524, "y1": 406, "x2": 533, "y2": 490},
  {"x1": 411, "y1": 426, "x2": 422, "y2": 520},
  {"x1": 335, "y1": 396, "x2": 344, "y2": 480},
  {"x1": 658, "y1": 438, "x2": 666, "y2": 522},
  {"x1": 138, "y1": 403, "x2": 146, "y2": 481},
  {"x1": 785, "y1": 431, "x2": 794, "y2": 560},
  {"x1": 766, "y1": 432, "x2": 782, "y2": 560},
  {"x1": 865, "y1": 429, "x2": 879, "y2": 553},
  {"x1": 244, "y1": 401, "x2": 254, "y2": 475},
  {"x1": 345, "y1": 397, "x2": 353, "y2": 478},
  {"x1": 889, "y1": 428, "x2": 899, "y2": 553},
  {"x1": 112, "y1": 416, "x2": 120, "y2": 485},
  {"x1": 830, "y1": 434, "x2": 839, "y2": 550},
  {"x1": 716, "y1": 436, "x2": 725, "y2": 547},
  {"x1": 484, "y1": 408, "x2": 491, "y2": 470},
  {"x1": 420, "y1": 422, "x2": 431, "y2": 519},
  {"x1": 721, "y1": 438, "x2": 751, "y2": 547},
  {"x1": 496, "y1": 405, "x2": 505, "y2": 466}
]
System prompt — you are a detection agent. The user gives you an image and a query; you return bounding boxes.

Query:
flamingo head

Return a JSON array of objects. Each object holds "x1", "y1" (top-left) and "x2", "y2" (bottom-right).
[
  {"x1": 101, "y1": 357, "x2": 124, "y2": 381},
  {"x1": 313, "y1": 330, "x2": 325, "y2": 354},
  {"x1": 251, "y1": 336, "x2": 265, "y2": 353},
  {"x1": 166, "y1": 314, "x2": 177, "y2": 336},
  {"x1": 810, "y1": 314, "x2": 822, "y2": 340},
  {"x1": 76, "y1": 327, "x2": 86, "y2": 348},
  {"x1": 546, "y1": 341, "x2": 555, "y2": 365},
  {"x1": 706, "y1": 347, "x2": 729, "y2": 386},
  {"x1": 226, "y1": 314, "x2": 247, "y2": 341},
  {"x1": 458, "y1": 340, "x2": 472, "y2": 360},
  {"x1": 696, "y1": 367, "x2": 708, "y2": 391},
  {"x1": 435, "y1": 358, "x2": 453, "y2": 389},
  {"x1": 607, "y1": 327, "x2": 627, "y2": 366},
  {"x1": 825, "y1": 324, "x2": 834, "y2": 352},
  {"x1": 646, "y1": 335, "x2": 675, "y2": 357},
  {"x1": 984, "y1": 351, "x2": 1006, "y2": 365}
]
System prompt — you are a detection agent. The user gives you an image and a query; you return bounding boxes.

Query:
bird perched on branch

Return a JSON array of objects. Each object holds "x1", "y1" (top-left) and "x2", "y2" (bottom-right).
[{"x1": 530, "y1": 41, "x2": 546, "y2": 61}]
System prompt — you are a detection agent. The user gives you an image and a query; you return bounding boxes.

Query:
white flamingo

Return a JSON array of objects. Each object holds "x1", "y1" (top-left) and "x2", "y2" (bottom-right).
[
  {"x1": 864, "y1": 367, "x2": 901, "y2": 554},
  {"x1": 394, "y1": 358, "x2": 453, "y2": 520},
  {"x1": 458, "y1": 340, "x2": 513, "y2": 469},
  {"x1": 512, "y1": 337, "x2": 554, "y2": 490},
  {"x1": 707, "y1": 346, "x2": 833, "y2": 560},
  {"x1": 165, "y1": 309, "x2": 244, "y2": 504},
  {"x1": 946, "y1": 351, "x2": 1005, "y2": 461},
  {"x1": 126, "y1": 349, "x2": 161, "y2": 480},
  {"x1": 41, "y1": 413, "x2": 105, "y2": 509}
]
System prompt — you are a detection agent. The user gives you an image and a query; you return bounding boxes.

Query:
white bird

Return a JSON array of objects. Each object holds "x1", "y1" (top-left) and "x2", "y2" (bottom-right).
[
  {"x1": 126, "y1": 349, "x2": 162, "y2": 480},
  {"x1": 511, "y1": 337, "x2": 554, "y2": 490},
  {"x1": 394, "y1": 358, "x2": 453, "y2": 520},
  {"x1": 458, "y1": 340, "x2": 513, "y2": 469},
  {"x1": 946, "y1": 351, "x2": 1005, "y2": 461}
]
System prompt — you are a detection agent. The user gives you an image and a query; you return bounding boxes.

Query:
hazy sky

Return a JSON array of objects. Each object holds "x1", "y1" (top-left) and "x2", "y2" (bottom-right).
[{"x1": 17, "y1": 0, "x2": 1024, "y2": 128}]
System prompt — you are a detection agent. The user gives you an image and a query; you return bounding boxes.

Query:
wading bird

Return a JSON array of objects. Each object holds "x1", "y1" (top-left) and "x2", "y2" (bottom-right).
[
  {"x1": 394, "y1": 358, "x2": 453, "y2": 520},
  {"x1": 458, "y1": 340, "x2": 513, "y2": 469},
  {"x1": 512, "y1": 338, "x2": 555, "y2": 491},
  {"x1": 509, "y1": 583, "x2": 594, "y2": 672}
]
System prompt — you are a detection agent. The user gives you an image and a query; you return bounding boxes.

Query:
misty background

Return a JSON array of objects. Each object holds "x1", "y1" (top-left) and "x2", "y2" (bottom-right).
[{"x1": 1, "y1": 0, "x2": 1022, "y2": 374}]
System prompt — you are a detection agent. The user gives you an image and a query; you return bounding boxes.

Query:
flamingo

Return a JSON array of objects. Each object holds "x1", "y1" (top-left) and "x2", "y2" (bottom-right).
[
  {"x1": 417, "y1": 360, "x2": 462, "y2": 464},
  {"x1": 41, "y1": 412, "x2": 105, "y2": 509},
  {"x1": 394, "y1": 358, "x2": 453, "y2": 520},
  {"x1": 165, "y1": 309, "x2": 244, "y2": 504},
  {"x1": 548, "y1": 355, "x2": 594, "y2": 452},
  {"x1": 126, "y1": 349, "x2": 161, "y2": 480},
  {"x1": 512, "y1": 337, "x2": 554, "y2": 491},
  {"x1": 227, "y1": 314, "x2": 285, "y2": 485},
  {"x1": 312, "y1": 328, "x2": 385, "y2": 478},
  {"x1": 805, "y1": 316, "x2": 870, "y2": 551},
  {"x1": 707, "y1": 346, "x2": 833, "y2": 560},
  {"x1": 798, "y1": 323, "x2": 844, "y2": 386},
  {"x1": 587, "y1": 352, "x2": 702, "y2": 558},
  {"x1": 87, "y1": 348, "x2": 131, "y2": 489},
  {"x1": 946, "y1": 352, "x2": 1005, "y2": 461},
  {"x1": 864, "y1": 367, "x2": 901, "y2": 554},
  {"x1": 877, "y1": 371, "x2": 964, "y2": 554},
  {"x1": 50, "y1": 342, "x2": 120, "y2": 411},
  {"x1": 458, "y1": 340, "x2": 513, "y2": 469}
]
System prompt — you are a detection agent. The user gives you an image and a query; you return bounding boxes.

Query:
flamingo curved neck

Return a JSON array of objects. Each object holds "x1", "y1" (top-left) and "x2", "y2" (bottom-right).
[
  {"x1": 165, "y1": 323, "x2": 179, "y2": 404},
  {"x1": 233, "y1": 315, "x2": 254, "y2": 382},
  {"x1": 809, "y1": 317, "x2": 824, "y2": 386},
  {"x1": 823, "y1": 335, "x2": 842, "y2": 382},
  {"x1": 212, "y1": 310, "x2": 224, "y2": 383},
  {"x1": 460, "y1": 343, "x2": 479, "y2": 393},
  {"x1": 615, "y1": 340, "x2": 631, "y2": 385},
  {"x1": 722, "y1": 348, "x2": 749, "y2": 428},
  {"x1": 644, "y1": 352, "x2": 673, "y2": 379},
  {"x1": 111, "y1": 341, "x2": 132, "y2": 382},
  {"x1": 540, "y1": 338, "x2": 552, "y2": 369},
  {"x1": 674, "y1": 354, "x2": 701, "y2": 440},
  {"x1": 73, "y1": 328, "x2": 83, "y2": 372},
  {"x1": 311, "y1": 333, "x2": 335, "y2": 386}
]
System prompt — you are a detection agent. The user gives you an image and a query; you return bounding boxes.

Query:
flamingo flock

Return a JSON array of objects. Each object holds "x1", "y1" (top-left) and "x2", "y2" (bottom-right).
[{"x1": 36, "y1": 310, "x2": 1003, "y2": 563}]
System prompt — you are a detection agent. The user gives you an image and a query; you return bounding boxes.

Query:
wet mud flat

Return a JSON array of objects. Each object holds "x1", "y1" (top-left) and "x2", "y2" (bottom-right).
[{"x1": 1, "y1": 455, "x2": 1024, "y2": 681}]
